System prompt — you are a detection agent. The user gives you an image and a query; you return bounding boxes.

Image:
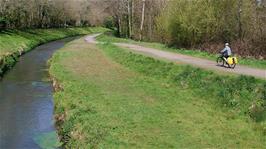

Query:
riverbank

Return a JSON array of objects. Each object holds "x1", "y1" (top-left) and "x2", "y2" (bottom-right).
[
  {"x1": 49, "y1": 36, "x2": 266, "y2": 148},
  {"x1": 0, "y1": 27, "x2": 108, "y2": 77}
]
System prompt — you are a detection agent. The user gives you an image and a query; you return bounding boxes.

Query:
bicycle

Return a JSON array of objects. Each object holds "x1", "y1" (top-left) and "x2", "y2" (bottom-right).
[{"x1": 217, "y1": 54, "x2": 238, "y2": 69}]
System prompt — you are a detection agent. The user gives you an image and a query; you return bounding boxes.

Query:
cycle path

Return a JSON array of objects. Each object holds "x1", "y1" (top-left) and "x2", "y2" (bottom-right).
[{"x1": 85, "y1": 34, "x2": 266, "y2": 79}]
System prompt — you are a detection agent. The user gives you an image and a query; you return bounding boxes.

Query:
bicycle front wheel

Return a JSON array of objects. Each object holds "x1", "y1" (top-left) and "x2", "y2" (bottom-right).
[{"x1": 217, "y1": 57, "x2": 224, "y2": 66}]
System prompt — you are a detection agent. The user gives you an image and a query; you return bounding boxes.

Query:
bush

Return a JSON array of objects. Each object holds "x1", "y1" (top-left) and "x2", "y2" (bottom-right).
[
  {"x1": 155, "y1": 0, "x2": 265, "y2": 58},
  {"x1": 0, "y1": 17, "x2": 8, "y2": 30},
  {"x1": 104, "y1": 17, "x2": 115, "y2": 30}
]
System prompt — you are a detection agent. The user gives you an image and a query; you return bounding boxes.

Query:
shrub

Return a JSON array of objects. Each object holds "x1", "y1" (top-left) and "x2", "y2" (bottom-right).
[{"x1": 104, "y1": 17, "x2": 115, "y2": 30}]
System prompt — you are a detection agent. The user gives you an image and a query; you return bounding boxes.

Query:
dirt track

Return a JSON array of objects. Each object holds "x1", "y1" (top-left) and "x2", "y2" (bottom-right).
[{"x1": 85, "y1": 35, "x2": 266, "y2": 79}]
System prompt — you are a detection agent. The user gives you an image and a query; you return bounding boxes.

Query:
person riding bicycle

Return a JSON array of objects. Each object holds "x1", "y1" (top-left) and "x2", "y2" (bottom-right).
[{"x1": 220, "y1": 43, "x2": 232, "y2": 59}]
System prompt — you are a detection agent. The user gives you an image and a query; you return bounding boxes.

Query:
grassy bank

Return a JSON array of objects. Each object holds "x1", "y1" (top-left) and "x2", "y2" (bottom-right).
[
  {"x1": 96, "y1": 33, "x2": 266, "y2": 69},
  {"x1": 0, "y1": 27, "x2": 108, "y2": 77},
  {"x1": 49, "y1": 37, "x2": 265, "y2": 148}
]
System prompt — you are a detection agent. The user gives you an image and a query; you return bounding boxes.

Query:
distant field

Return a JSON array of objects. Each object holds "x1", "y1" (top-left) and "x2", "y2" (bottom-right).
[
  {"x1": 96, "y1": 33, "x2": 266, "y2": 69},
  {"x1": 49, "y1": 37, "x2": 266, "y2": 148}
]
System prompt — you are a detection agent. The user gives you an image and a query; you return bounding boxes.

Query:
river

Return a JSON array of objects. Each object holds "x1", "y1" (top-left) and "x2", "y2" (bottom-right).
[{"x1": 0, "y1": 37, "x2": 77, "y2": 149}]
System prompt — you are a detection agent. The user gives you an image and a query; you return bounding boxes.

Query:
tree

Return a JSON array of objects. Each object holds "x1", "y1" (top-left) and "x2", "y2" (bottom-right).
[{"x1": 139, "y1": 0, "x2": 145, "y2": 40}]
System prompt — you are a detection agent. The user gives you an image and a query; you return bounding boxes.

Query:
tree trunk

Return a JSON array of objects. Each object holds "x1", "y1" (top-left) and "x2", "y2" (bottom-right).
[
  {"x1": 148, "y1": 3, "x2": 152, "y2": 40},
  {"x1": 139, "y1": 0, "x2": 146, "y2": 41},
  {"x1": 118, "y1": 16, "x2": 122, "y2": 37},
  {"x1": 131, "y1": 0, "x2": 134, "y2": 38},
  {"x1": 127, "y1": 0, "x2": 132, "y2": 38},
  {"x1": 237, "y1": 0, "x2": 243, "y2": 40}
]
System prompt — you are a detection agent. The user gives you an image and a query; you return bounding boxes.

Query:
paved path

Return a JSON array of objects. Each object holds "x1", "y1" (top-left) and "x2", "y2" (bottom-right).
[{"x1": 85, "y1": 35, "x2": 266, "y2": 79}]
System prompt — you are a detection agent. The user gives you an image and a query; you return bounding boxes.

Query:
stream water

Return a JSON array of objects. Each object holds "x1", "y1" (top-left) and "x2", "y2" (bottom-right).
[{"x1": 0, "y1": 37, "x2": 77, "y2": 149}]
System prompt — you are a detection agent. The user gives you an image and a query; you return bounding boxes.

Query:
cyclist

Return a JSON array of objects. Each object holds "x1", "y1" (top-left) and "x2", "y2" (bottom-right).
[{"x1": 220, "y1": 43, "x2": 232, "y2": 59}]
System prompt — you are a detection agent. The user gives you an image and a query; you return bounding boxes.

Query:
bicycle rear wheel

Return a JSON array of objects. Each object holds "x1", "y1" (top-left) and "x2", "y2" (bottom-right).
[{"x1": 228, "y1": 63, "x2": 236, "y2": 69}]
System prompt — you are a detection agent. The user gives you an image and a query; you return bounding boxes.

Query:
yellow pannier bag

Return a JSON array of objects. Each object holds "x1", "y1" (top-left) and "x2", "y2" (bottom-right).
[
  {"x1": 233, "y1": 57, "x2": 238, "y2": 64},
  {"x1": 227, "y1": 57, "x2": 233, "y2": 64}
]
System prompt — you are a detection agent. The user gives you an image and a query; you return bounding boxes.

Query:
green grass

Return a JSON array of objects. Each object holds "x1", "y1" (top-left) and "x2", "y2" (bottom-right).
[
  {"x1": 49, "y1": 37, "x2": 266, "y2": 148},
  {"x1": 0, "y1": 27, "x2": 108, "y2": 56},
  {"x1": 96, "y1": 33, "x2": 266, "y2": 69},
  {"x1": 0, "y1": 27, "x2": 108, "y2": 76}
]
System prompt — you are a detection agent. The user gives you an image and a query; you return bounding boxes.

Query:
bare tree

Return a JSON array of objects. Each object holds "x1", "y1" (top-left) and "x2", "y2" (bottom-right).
[
  {"x1": 127, "y1": 0, "x2": 132, "y2": 38},
  {"x1": 238, "y1": 0, "x2": 243, "y2": 40},
  {"x1": 139, "y1": 0, "x2": 146, "y2": 40}
]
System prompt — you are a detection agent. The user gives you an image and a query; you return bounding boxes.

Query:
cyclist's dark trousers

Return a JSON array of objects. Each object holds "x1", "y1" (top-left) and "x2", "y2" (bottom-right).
[{"x1": 222, "y1": 52, "x2": 229, "y2": 59}]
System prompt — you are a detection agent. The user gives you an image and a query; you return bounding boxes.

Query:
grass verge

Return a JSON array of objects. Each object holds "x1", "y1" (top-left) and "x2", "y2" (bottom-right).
[
  {"x1": 49, "y1": 37, "x2": 266, "y2": 148},
  {"x1": 0, "y1": 27, "x2": 108, "y2": 77},
  {"x1": 96, "y1": 33, "x2": 266, "y2": 69}
]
